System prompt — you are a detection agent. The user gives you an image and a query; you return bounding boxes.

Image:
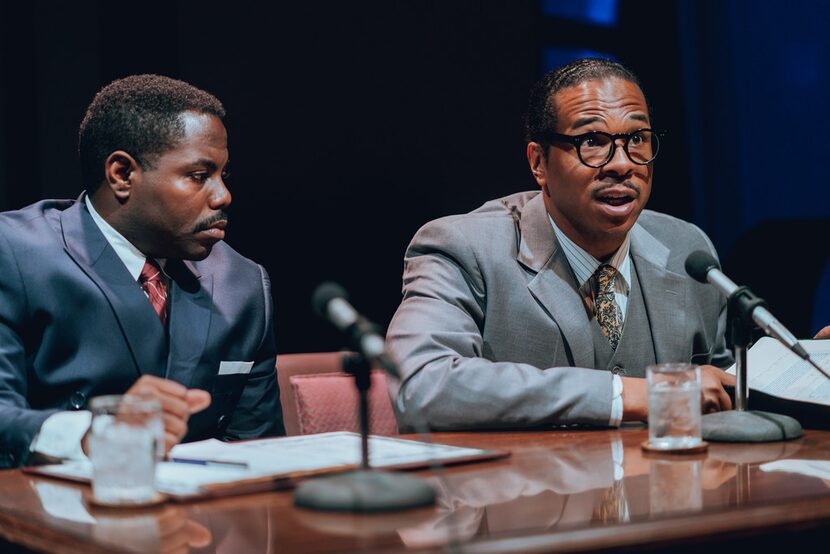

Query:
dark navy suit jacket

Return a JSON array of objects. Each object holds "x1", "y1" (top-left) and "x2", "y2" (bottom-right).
[{"x1": 0, "y1": 196, "x2": 284, "y2": 467}]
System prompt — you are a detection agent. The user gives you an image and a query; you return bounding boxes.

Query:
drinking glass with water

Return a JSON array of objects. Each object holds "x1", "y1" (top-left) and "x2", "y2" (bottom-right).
[
  {"x1": 646, "y1": 363, "x2": 703, "y2": 450},
  {"x1": 88, "y1": 394, "x2": 163, "y2": 505}
]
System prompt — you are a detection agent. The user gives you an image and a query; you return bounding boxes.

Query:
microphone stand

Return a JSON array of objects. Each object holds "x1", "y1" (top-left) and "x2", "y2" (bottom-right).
[
  {"x1": 294, "y1": 353, "x2": 436, "y2": 512},
  {"x1": 701, "y1": 287, "x2": 803, "y2": 442}
]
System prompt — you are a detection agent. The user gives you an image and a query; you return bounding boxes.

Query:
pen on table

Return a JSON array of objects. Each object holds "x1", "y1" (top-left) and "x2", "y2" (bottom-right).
[{"x1": 169, "y1": 457, "x2": 249, "y2": 468}]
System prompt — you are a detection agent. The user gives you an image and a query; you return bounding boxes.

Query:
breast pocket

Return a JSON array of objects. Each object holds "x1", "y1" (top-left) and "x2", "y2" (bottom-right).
[{"x1": 211, "y1": 361, "x2": 254, "y2": 432}]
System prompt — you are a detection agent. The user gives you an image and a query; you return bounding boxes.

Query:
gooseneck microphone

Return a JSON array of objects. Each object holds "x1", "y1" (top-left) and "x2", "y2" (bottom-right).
[
  {"x1": 311, "y1": 282, "x2": 400, "y2": 379},
  {"x1": 685, "y1": 250, "x2": 830, "y2": 379}
]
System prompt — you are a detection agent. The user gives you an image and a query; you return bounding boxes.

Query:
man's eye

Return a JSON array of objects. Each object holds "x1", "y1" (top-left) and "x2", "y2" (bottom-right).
[
  {"x1": 190, "y1": 173, "x2": 208, "y2": 183},
  {"x1": 221, "y1": 170, "x2": 231, "y2": 181},
  {"x1": 582, "y1": 134, "x2": 603, "y2": 148}
]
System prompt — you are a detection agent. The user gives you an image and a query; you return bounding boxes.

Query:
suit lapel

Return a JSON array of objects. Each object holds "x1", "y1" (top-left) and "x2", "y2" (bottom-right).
[
  {"x1": 515, "y1": 194, "x2": 594, "y2": 368},
  {"x1": 165, "y1": 260, "x2": 213, "y2": 388},
  {"x1": 630, "y1": 225, "x2": 688, "y2": 364},
  {"x1": 59, "y1": 197, "x2": 168, "y2": 377}
]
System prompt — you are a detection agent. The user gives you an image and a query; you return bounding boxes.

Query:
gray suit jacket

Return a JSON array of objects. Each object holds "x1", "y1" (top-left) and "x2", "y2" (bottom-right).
[
  {"x1": 0, "y1": 197, "x2": 284, "y2": 467},
  {"x1": 387, "y1": 191, "x2": 731, "y2": 431}
]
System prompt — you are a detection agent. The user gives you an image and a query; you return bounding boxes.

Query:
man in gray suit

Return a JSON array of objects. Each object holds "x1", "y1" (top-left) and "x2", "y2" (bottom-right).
[
  {"x1": 387, "y1": 58, "x2": 735, "y2": 432},
  {"x1": 0, "y1": 75, "x2": 283, "y2": 467}
]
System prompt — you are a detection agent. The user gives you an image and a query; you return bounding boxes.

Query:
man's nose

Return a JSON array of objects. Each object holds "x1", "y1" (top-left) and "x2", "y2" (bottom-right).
[
  {"x1": 601, "y1": 139, "x2": 636, "y2": 177},
  {"x1": 209, "y1": 177, "x2": 232, "y2": 209}
]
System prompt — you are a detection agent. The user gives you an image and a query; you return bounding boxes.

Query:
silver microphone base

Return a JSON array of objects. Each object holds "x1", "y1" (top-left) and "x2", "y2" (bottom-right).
[{"x1": 702, "y1": 410, "x2": 803, "y2": 442}]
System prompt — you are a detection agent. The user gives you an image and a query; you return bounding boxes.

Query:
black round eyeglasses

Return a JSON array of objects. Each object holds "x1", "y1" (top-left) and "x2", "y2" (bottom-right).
[{"x1": 545, "y1": 128, "x2": 663, "y2": 168}]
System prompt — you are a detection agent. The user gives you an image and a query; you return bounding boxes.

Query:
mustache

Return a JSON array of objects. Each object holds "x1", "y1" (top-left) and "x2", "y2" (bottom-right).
[
  {"x1": 194, "y1": 211, "x2": 229, "y2": 232},
  {"x1": 592, "y1": 181, "x2": 641, "y2": 196}
]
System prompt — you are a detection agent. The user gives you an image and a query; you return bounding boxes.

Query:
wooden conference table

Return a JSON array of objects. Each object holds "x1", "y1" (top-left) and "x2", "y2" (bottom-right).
[{"x1": 3, "y1": 427, "x2": 830, "y2": 553}]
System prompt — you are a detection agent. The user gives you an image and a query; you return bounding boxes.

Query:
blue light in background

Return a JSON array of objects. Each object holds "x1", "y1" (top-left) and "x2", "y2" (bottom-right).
[
  {"x1": 542, "y1": 48, "x2": 616, "y2": 73},
  {"x1": 783, "y1": 42, "x2": 820, "y2": 90},
  {"x1": 541, "y1": 0, "x2": 618, "y2": 27}
]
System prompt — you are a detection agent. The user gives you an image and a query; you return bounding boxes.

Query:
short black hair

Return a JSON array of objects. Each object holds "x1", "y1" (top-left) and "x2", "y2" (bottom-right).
[
  {"x1": 78, "y1": 74, "x2": 226, "y2": 190},
  {"x1": 525, "y1": 58, "x2": 650, "y2": 154}
]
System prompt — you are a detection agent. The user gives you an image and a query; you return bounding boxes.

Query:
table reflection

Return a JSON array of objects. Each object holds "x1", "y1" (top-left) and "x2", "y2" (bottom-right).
[
  {"x1": 13, "y1": 430, "x2": 830, "y2": 553},
  {"x1": 395, "y1": 432, "x2": 816, "y2": 549},
  {"x1": 30, "y1": 478, "x2": 212, "y2": 553}
]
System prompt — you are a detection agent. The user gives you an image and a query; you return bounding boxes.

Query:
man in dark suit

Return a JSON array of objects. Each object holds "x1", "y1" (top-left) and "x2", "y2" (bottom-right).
[{"x1": 0, "y1": 74, "x2": 284, "y2": 468}]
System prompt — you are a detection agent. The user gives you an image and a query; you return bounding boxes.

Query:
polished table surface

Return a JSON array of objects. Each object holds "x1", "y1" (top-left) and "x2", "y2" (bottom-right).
[{"x1": 3, "y1": 426, "x2": 830, "y2": 553}]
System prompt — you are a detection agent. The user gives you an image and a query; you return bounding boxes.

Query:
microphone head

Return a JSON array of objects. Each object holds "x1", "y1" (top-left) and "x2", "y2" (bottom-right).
[
  {"x1": 312, "y1": 282, "x2": 349, "y2": 319},
  {"x1": 685, "y1": 250, "x2": 720, "y2": 283}
]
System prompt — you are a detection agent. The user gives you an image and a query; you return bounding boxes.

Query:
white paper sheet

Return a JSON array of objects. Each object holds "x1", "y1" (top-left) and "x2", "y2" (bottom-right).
[
  {"x1": 34, "y1": 432, "x2": 495, "y2": 497},
  {"x1": 726, "y1": 337, "x2": 830, "y2": 406}
]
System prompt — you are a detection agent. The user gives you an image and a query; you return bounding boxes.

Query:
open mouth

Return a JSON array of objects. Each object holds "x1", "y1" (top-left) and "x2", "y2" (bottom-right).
[{"x1": 596, "y1": 193, "x2": 635, "y2": 207}]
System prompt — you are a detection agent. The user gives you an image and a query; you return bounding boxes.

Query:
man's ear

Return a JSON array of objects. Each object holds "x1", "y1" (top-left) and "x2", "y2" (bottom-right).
[
  {"x1": 103, "y1": 151, "x2": 140, "y2": 202},
  {"x1": 526, "y1": 142, "x2": 550, "y2": 195}
]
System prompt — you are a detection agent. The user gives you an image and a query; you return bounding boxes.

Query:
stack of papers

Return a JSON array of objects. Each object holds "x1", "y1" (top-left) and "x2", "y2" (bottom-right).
[{"x1": 29, "y1": 432, "x2": 504, "y2": 499}]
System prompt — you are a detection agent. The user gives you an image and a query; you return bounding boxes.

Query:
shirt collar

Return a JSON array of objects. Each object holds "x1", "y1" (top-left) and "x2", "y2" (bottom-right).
[
  {"x1": 84, "y1": 195, "x2": 166, "y2": 280},
  {"x1": 548, "y1": 213, "x2": 631, "y2": 289}
]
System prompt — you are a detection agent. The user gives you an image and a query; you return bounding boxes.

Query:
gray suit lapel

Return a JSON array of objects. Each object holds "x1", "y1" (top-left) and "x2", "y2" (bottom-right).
[
  {"x1": 165, "y1": 260, "x2": 213, "y2": 387},
  {"x1": 630, "y1": 225, "x2": 688, "y2": 364},
  {"x1": 515, "y1": 194, "x2": 594, "y2": 368},
  {"x1": 59, "y1": 198, "x2": 168, "y2": 378}
]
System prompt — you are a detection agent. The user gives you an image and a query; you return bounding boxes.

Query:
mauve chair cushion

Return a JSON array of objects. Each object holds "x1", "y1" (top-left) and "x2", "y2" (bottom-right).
[{"x1": 290, "y1": 371, "x2": 398, "y2": 436}]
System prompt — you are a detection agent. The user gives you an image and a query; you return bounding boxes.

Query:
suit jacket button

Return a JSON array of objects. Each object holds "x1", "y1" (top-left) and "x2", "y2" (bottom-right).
[
  {"x1": 69, "y1": 391, "x2": 86, "y2": 409},
  {"x1": 612, "y1": 365, "x2": 626, "y2": 376}
]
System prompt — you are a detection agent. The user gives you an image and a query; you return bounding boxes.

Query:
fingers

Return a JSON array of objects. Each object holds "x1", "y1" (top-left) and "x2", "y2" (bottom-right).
[
  {"x1": 127, "y1": 377, "x2": 188, "y2": 417},
  {"x1": 126, "y1": 376, "x2": 208, "y2": 451},
  {"x1": 699, "y1": 365, "x2": 733, "y2": 413},
  {"x1": 816, "y1": 325, "x2": 830, "y2": 339},
  {"x1": 128, "y1": 375, "x2": 188, "y2": 398},
  {"x1": 164, "y1": 432, "x2": 180, "y2": 454},
  {"x1": 163, "y1": 413, "x2": 188, "y2": 442},
  {"x1": 185, "y1": 389, "x2": 211, "y2": 414},
  {"x1": 712, "y1": 381, "x2": 733, "y2": 411},
  {"x1": 722, "y1": 371, "x2": 737, "y2": 387}
]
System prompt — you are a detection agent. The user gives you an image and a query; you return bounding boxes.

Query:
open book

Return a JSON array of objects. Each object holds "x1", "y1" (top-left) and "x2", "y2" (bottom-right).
[
  {"x1": 725, "y1": 337, "x2": 830, "y2": 427},
  {"x1": 25, "y1": 431, "x2": 507, "y2": 501}
]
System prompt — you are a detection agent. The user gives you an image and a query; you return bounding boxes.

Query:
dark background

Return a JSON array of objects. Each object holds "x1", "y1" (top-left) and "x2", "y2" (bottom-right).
[{"x1": 0, "y1": 0, "x2": 826, "y2": 353}]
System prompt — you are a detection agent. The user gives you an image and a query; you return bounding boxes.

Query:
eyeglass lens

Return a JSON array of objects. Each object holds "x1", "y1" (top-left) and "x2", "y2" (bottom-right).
[{"x1": 580, "y1": 130, "x2": 659, "y2": 167}]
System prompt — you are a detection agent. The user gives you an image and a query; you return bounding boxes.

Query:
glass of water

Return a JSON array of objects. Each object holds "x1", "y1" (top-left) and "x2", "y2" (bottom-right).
[
  {"x1": 88, "y1": 395, "x2": 162, "y2": 505},
  {"x1": 646, "y1": 363, "x2": 702, "y2": 450}
]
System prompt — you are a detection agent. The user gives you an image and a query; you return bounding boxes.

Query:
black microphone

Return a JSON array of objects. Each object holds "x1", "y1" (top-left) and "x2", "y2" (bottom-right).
[
  {"x1": 312, "y1": 282, "x2": 400, "y2": 379},
  {"x1": 685, "y1": 250, "x2": 826, "y2": 376}
]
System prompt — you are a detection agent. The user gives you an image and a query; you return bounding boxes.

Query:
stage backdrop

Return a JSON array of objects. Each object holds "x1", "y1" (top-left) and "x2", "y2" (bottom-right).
[{"x1": 0, "y1": 1, "x2": 821, "y2": 353}]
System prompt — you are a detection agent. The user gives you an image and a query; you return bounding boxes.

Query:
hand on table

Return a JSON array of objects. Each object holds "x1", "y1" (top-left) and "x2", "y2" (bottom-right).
[
  {"x1": 622, "y1": 365, "x2": 735, "y2": 421},
  {"x1": 699, "y1": 364, "x2": 735, "y2": 413},
  {"x1": 125, "y1": 375, "x2": 211, "y2": 454}
]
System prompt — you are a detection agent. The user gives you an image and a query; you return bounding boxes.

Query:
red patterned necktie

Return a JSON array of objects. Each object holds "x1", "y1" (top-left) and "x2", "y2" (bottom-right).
[
  {"x1": 594, "y1": 263, "x2": 622, "y2": 350},
  {"x1": 139, "y1": 259, "x2": 168, "y2": 326}
]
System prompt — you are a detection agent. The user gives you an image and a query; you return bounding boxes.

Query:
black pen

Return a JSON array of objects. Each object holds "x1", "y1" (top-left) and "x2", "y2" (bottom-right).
[{"x1": 169, "y1": 457, "x2": 249, "y2": 468}]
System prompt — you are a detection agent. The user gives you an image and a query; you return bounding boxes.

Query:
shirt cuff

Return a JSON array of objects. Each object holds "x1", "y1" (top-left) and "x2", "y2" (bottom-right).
[
  {"x1": 30, "y1": 411, "x2": 91, "y2": 461},
  {"x1": 608, "y1": 374, "x2": 623, "y2": 427}
]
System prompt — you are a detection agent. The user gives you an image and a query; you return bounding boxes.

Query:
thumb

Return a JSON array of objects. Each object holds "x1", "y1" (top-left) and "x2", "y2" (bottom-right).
[{"x1": 185, "y1": 389, "x2": 211, "y2": 414}]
